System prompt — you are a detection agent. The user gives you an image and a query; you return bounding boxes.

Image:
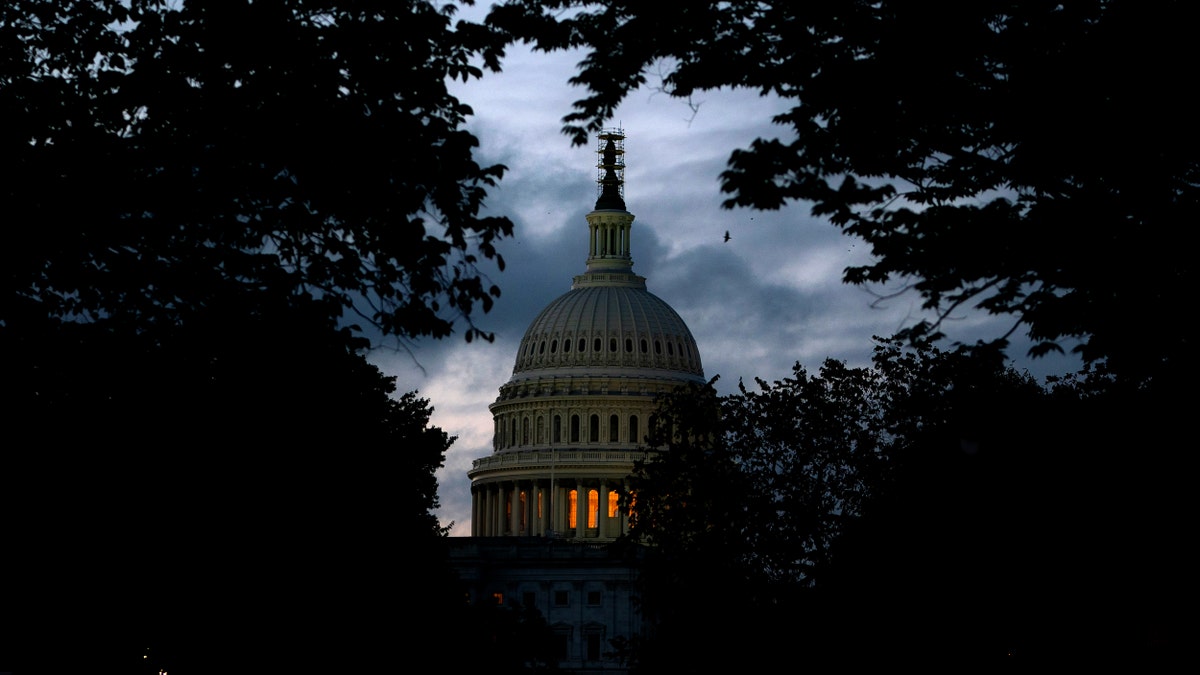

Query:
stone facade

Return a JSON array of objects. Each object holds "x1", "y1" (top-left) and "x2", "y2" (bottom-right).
[{"x1": 452, "y1": 130, "x2": 703, "y2": 673}]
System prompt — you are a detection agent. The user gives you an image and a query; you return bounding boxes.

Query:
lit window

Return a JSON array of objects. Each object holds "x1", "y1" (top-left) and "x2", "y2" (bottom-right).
[
  {"x1": 587, "y1": 489, "x2": 598, "y2": 528},
  {"x1": 568, "y1": 490, "x2": 577, "y2": 528}
]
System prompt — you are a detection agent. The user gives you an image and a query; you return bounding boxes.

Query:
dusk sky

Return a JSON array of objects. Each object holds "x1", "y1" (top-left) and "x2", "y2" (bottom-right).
[{"x1": 367, "y1": 14, "x2": 1085, "y2": 535}]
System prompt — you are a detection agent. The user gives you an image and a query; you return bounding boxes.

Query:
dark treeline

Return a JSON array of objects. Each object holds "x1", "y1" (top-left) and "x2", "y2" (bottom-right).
[{"x1": 625, "y1": 339, "x2": 1187, "y2": 672}]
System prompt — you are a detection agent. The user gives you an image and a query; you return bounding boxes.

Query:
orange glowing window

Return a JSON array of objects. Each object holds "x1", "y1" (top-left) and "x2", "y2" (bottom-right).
[
  {"x1": 568, "y1": 490, "x2": 577, "y2": 529},
  {"x1": 608, "y1": 490, "x2": 619, "y2": 518}
]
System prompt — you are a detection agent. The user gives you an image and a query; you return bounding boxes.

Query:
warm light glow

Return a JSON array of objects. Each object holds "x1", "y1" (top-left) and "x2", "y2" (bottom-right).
[
  {"x1": 568, "y1": 490, "x2": 577, "y2": 528},
  {"x1": 587, "y1": 489, "x2": 598, "y2": 528},
  {"x1": 607, "y1": 490, "x2": 619, "y2": 518}
]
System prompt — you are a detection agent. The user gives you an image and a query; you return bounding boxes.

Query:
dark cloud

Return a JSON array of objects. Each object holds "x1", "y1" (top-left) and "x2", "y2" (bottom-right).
[{"x1": 380, "y1": 46, "x2": 1084, "y2": 535}]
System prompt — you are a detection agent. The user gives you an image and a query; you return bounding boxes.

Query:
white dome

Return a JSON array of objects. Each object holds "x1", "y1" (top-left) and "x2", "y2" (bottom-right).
[{"x1": 512, "y1": 281, "x2": 704, "y2": 381}]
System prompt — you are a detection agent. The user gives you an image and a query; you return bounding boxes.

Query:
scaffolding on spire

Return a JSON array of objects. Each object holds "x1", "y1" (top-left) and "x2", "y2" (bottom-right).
[{"x1": 594, "y1": 128, "x2": 626, "y2": 210}]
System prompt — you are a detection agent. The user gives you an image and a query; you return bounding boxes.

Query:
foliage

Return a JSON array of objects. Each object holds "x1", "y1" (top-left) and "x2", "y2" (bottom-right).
[
  {"x1": 456, "y1": 598, "x2": 563, "y2": 674},
  {"x1": 1, "y1": 293, "x2": 463, "y2": 673},
  {"x1": 1, "y1": 0, "x2": 512, "y2": 345},
  {"x1": 0, "y1": 2, "x2": 509, "y2": 670},
  {"x1": 486, "y1": 0, "x2": 1199, "y2": 388},
  {"x1": 626, "y1": 337, "x2": 1186, "y2": 670}
]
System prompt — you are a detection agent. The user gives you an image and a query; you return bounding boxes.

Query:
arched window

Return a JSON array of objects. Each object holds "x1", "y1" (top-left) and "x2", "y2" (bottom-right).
[
  {"x1": 536, "y1": 416, "x2": 545, "y2": 444},
  {"x1": 539, "y1": 340, "x2": 546, "y2": 354},
  {"x1": 609, "y1": 337, "x2": 617, "y2": 352},
  {"x1": 640, "y1": 338, "x2": 648, "y2": 353},
  {"x1": 593, "y1": 337, "x2": 602, "y2": 352},
  {"x1": 589, "y1": 414, "x2": 600, "y2": 442},
  {"x1": 522, "y1": 417, "x2": 530, "y2": 445},
  {"x1": 510, "y1": 418, "x2": 517, "y2": 446},
  {"x1": 609, "y1": 414, "x2": 619, "y2": 442},
  {"x1": 564, "y1": 338, "x2": 571, "y2": 353},
  {"x1": 553, "y1": 415, "x2": 562, "y2": 443},
  {"x1": 625, "y1": 338, "x2": 633, "y2": 352},
  {"x1": 628, "y1": 415, "x2": 639, "y2": 443},
  {"x1": 550, "y1": 339, "x2": 558, "y2": 354},
  {"x1": 571, "y1": 415, "x2": 580, "y2": 443}
]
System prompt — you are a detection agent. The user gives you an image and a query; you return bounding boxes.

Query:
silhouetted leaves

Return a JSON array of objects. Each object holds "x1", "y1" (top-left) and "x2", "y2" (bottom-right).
[
  {"x1": 627, "y1": 339, "x2": 1186, "y2": 670},
  {"x1": 0, "y1": 2, "x2": 509, "y2": 671},
  {"x1": 2, "y1": 0, "x2": 513, "y2": 345},
  {"x1": 487, "y1": 0, "x2": 1199, "y2": 390}
]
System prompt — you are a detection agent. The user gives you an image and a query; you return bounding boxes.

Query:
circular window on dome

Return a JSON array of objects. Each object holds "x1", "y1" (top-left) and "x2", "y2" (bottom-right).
[
  {"x1": 625, "y1": 338, "x2": 633, "y2": 352},
  {"x1": 579, "y1": 338, "x2": 586, "y2": 352},
  {"x1": 667, "y1": 342, "x2": 674, "y2": 356},
  {"x1": 539, "y1": 341, "x2": 546, "y2": 354},
  {"x1": 550, "y1": 339, "x2": 558, "y2": 353},
  {"x1": 640, "y1": 338, "x2": 648, "y2": 353},
  {"x1": 609, "y1": 337, "x2": 617, "y2": 352},
  {"x1": 564, "y1": 338, "x2": 571, "y2": 353},
  {"x1": 654, "y1": 340, "x2": 662, "y2": 354}
]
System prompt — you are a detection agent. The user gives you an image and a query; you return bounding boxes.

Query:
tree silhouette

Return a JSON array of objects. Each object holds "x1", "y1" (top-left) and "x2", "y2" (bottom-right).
[
  {"x1": 627, "y1": 338, "x2": 1186, "y2": 670},
  {"x1": 1, "y1": 2, "x2": 510, "y2": 671},
  {"x1": 2, "y1": 293, "x2": 467, "y2": 673},
  {"x1": 487, "y1": 0, "x2": 1198, "y2": 390},
  {"x1": 2, "y1": 0, "x2": 511, "y2": 346}
]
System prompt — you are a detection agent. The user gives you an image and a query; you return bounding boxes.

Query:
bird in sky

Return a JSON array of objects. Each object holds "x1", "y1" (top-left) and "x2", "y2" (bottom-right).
[{"x1": 723, "y1": 230, "x2": 731, "y2": 242}]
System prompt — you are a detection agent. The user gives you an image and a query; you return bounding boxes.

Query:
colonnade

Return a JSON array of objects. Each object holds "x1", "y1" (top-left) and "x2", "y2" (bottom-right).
[{"x1": 472, "y1": 476, "x2": 632, "y2": 539}]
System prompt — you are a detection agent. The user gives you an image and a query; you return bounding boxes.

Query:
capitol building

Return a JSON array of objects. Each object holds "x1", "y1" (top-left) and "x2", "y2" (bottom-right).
[{"x1": 449, "y1": 129, "x2": 707, "y2": 672}]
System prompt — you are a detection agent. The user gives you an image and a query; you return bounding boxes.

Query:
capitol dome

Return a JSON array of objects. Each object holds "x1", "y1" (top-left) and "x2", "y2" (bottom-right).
[
  {"x1": 510, "y1": 269, "x2": 704, "y2": 381},
  {"x1": 468, "y1": 129, "x2": 706, "y2": 540}
]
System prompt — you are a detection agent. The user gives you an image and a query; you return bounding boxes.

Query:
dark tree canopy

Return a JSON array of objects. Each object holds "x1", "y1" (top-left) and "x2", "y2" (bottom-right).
[
  {"x1": 0, "y1": 2, "x2": 509, "y2": 671},
  {"x1": 487, "y1": 0, "x2": 1199, "y2": 388},
  {"x1": 2, "y1": 294, "x2": 466, "y2": 673},
  {"x1": 1, "y1": 0, "x2": 512, "y2": 345},
  {"x1": 626, "y1": 339, "x2": 1186, "y2": 671}
]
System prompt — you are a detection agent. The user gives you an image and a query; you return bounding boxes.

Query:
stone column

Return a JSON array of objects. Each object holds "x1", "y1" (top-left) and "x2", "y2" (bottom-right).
[
  {"x1": 598, "y1": 478, "x2": 610, "y2": 538},
  {"x1": 471, "y1": 486, "x2": 480, "y2": 536},
  {"x1": 509, "y1": 482, "x2": 521, "y2": 535},
  {"x1": 622, "y1": 479, "x2": 632, "y2": 536},
  {"x1": 524, "y1": 482, "x2": 536, "y2": 535},
  {"x1": 535, "y1": 482, "x2": 547, "y2": 536},
  {"x1": 575, "y1": 480, "x2": 586, "y2": 538},
  {"x1": 497, "y1": 483, "x2": 508, "y2": 536},
  {"x1": 472, "y1": 480, "x2": 482, "y2": 533}
]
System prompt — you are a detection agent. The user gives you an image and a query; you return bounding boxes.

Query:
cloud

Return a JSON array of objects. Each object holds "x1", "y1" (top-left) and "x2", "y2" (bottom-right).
[{"x1": 376, "y1": 42, "x2": 1084, "y2": 536}]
